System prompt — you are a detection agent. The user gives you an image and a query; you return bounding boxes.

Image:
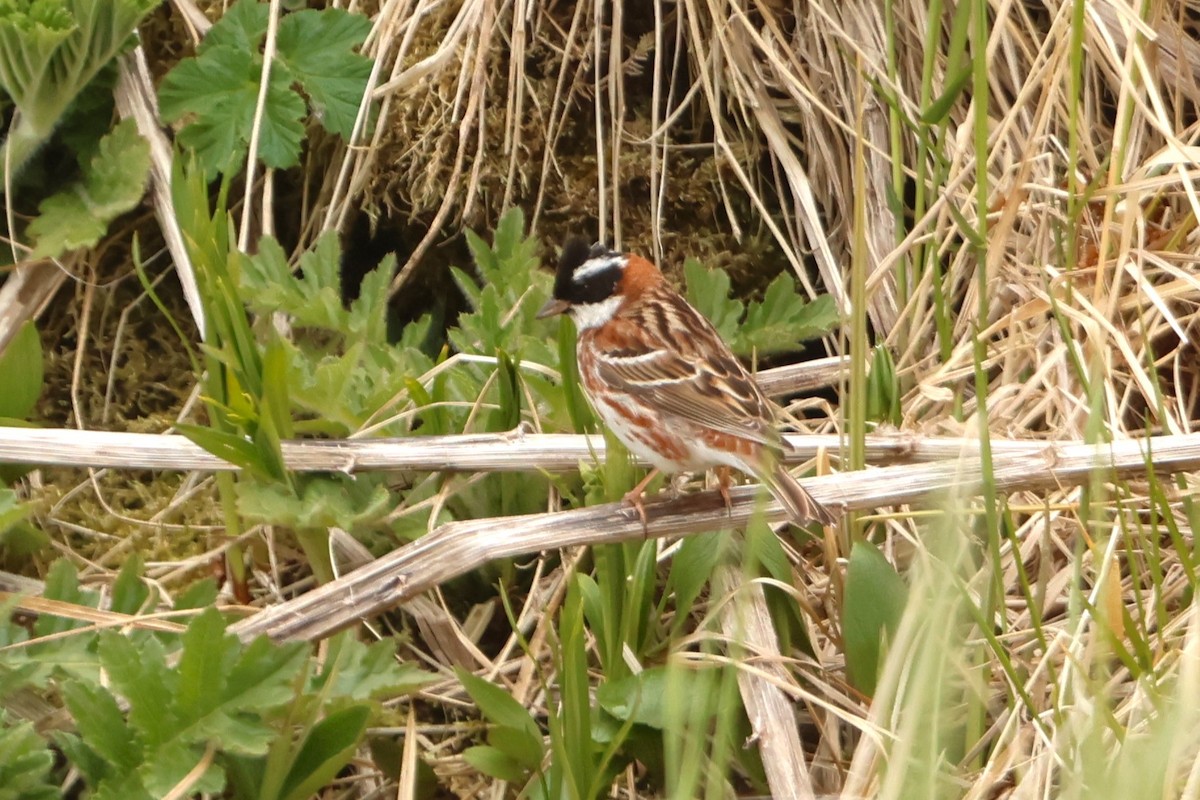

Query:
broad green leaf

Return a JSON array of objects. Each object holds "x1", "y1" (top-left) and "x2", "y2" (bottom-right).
[
  {"x1": 842, "y1": 540, "x2": 908, "y2": 696},
  {"x1": 275, "y1": 8, "x2": 372, "y2": 138},
  {"x1": 0, "y1": 321, "x2": 43, "y2": 419},
  {"x1": 236, "y1": 474, "x2": 392, "y2": 532},
  {"x1": 27, "y1": 119, "x2": 151, "y2": 257},
  {"x1": 735, "y1": 281, "x2": 839, "y2": 356},
  {"x1": 222, "y1": 635, "x2": 309, "y2": 714},
  {"x1": 279, "y1": 705, "x2": 371, "y2": 800},
  {"x1": 596, "y1": 667, "x2": 672, "y2": 730},
  {"x1": 666, "y1": 532, "x2": 726, "y2": 615},
  {"x1": 200, "y1": 0, "x2": 269, "y2": 53}
]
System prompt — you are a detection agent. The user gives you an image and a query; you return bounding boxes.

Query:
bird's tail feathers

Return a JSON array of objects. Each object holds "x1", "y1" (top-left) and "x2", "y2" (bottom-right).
[{"x1": 763, "y1": 461, "x2": 836, "y2": 525}]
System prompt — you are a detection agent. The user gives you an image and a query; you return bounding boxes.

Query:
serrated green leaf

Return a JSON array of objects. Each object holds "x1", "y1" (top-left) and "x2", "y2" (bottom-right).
[
  {"x1": 176, "y1": 608, "x2": 233, "y2": 722},
  {"x1": 463, "y1": 745, "x2": 528, "y2": 783},
  {"x1": 109, "y1": 553, "x2": 149, "y2": 615},
  {"x1": 314, "y1": 635, "x2": 432, "y2": 701},
  {"x1": 27, "y1": 119, "x2": 151, "y2": 258},
  {"x1": 62, "y1": 682, "x2": 140, "y2": 773},
  {"x1": 0, "y1": 321, "x2": 43, "y2": 420},
  {"x1": 682, "y1": 259, "x2": 742, "y2": 343},
  {"x1": 0, "y1": 0, "x2": 157, "y2": 140},
  {"x1": 735, "y1": 280, "x2": 838, "y2": 356},
  {"x1": 159, "y1": 44, "x2": 305, "y2": 177},
  {"x1": 200, "y1": 0, "x2": 269, "y2": 54},
  {"x1": 275, "y1": 8, "x2": 372, "y2": 138},
  {"x1": 842, "y1": 540, "x2": 908, "y2": 696},
  {"x1": 98, "y1": 632, "x2": 177, "y2": 748},
  {"x1": 279, "y1": 705, "x2": 370, "y2": 800},
  {"x1": 34, "y1": 559, "x2": 96, "y2": 636},
  {"x1": 222, "y1": 635, "x2": 308, "y2": 714}
]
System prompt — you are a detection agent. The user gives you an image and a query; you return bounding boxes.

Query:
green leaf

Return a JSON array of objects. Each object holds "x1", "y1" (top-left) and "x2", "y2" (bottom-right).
[
  {"x1": 463, "y1": 745, "x2": 528, "y2": 783},
  {"x1": 666, "y1": 532, "x2": 726, "y2": 615},
  {"x1": 200, "y1": 0, "x2": 268, "y2": 53},
  {"x1": 312, "y1": 635, "x2": 432, "y2": 702},
  {"x1": 159, "y1": 44, "x2": 305, "y2": 177},
  {"x1": 682, "y1": 258, "x2": 742, "y2": 344},
  {"x1": 278, "y1": 705, "x2": 370, "y2": 800},
  {"x1": 236, "y1": 474, "x2": 392, "y2": 533},
  {"x1": 275, "y1": 9, "x2": 372, "y2": 138},
  {"x1": 175, "y1": 608, "x2": 234, "y2": 722},
  {"x1": 596, "y1": 667, "x2": 671, "y2": 730},
  {"x1": 0, "y1": 488, "x2": 33, "y2": 538},
  {"x1": 26, "y1": 119, "x2": 151, "y2": 258},
  {"x1": 109, "y1": 553, "x2": 149, "y2": 615},
  {"x1": 842, "y1": 540, "x2": 908, "y2": 696},
  {"x1": 62, "y1": 682, "x2": 140, "y2": 773},
  {"x1": 0, "y1": 0, "x2": 157, "y2": 150},
  {"x1": 0, "y1": 712, "x2": 57, "y2": 800},
  {"x1": 456, "y1": 669, "x2": 544, "y2": 769},
  {"x1": 98, "y1": 632, "x2": 177, "y2": 748},
  {"x1": 138, "y1": 739, "x2": 225, "y2": 797},
  {"x1": 0, "y1": 321, "x2": 43, "y2": 419},
  {"x1": 735, "y1": 280, "x2": 839, "y2": 356}
]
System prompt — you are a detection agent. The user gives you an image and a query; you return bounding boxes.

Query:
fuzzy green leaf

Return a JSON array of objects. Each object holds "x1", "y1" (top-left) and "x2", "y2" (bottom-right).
[
  {"x1": 0, "y1": 0, "x2": 157, "y2": 137},
  {"x1": 275, "y1": 8, "x2": 372, "y2": 138},
  {"x1": 596, "y1": 667, "x2": 671, "y2": 730},
  {"x1": 0, "y1": 713, "x2": 57, "y2": 800},
  {"x1": 26, "y1": 119, "x2": 151, "y2": 258},
  {"x1": 236, "y1": 474, "x2": 392, "y2": 533},
  {"x1": 0, "y1": 321, "x2": 43, "y2": 420}
]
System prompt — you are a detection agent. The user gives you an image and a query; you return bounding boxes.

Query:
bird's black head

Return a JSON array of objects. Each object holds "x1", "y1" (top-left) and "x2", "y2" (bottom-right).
[{"x1": 536, "y1": 238, "x2": 628, "y2": 326}]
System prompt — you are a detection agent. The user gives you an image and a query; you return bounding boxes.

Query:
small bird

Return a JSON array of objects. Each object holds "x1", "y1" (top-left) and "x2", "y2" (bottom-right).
[{"x1": 536, "y1": 238, "x2": 836, "y2": 526}]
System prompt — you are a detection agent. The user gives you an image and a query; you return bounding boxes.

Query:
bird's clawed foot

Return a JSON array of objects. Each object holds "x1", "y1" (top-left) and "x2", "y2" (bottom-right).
[{"x1": 623, "y1": 469, "x2": 660, "y2": 535}]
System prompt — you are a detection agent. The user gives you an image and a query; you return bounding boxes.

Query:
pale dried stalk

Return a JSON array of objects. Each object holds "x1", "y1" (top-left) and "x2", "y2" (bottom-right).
[
  {"x1": 715, "y1": 561, "x2": 817, "y2": 800},
  {"x1": 228, "y1": 431, "x2": 1200, "y2": 644},
  {"x1": 0, "y1": 427, "x2": 1143, "y2": 474}
]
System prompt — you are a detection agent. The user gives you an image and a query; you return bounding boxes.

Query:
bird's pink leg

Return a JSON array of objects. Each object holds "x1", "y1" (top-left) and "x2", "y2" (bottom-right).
[
  {"x1": 623, "y1": 468, "x2": 661, "y2": 530},
  {"x1": 716, "y1": 466, "x2": 733, "y2": 517}
]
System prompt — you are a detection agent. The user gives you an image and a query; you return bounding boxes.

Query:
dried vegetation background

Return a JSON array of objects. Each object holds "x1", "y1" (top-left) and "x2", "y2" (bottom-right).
[{"x1": 6, "y1": 0, "x2": 1200, "y2": 797}]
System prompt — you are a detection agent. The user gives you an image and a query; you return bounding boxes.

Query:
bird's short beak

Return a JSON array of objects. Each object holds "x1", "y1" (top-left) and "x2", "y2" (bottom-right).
[{"x1": 536, "y1": 298, "x2": 570, "y2": 319}]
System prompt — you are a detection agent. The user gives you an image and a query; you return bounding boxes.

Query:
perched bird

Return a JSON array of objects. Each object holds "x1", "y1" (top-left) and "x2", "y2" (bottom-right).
[{"x1": 536, "y1": 238, "x2": 836, "y2": 526}]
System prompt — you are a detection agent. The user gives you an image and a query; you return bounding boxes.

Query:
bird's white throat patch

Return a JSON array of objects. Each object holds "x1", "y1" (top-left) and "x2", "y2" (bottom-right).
[{"x1": 568, "y1": 295, "x2": 622, "y2": 330}]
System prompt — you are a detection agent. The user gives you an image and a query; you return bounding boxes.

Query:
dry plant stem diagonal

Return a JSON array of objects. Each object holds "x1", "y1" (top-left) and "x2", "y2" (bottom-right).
[{"x1": 230, "y1": 432, "x2": 1200, "y2": 644}]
